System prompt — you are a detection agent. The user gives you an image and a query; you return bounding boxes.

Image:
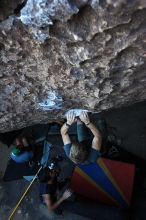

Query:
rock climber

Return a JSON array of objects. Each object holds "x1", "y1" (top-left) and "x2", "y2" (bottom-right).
[
  {"x1": 61, "y1": 111, "x2": 102, "y2": 164},
  {"x1": 10, "y1": 136, "x2": 35, "y2": 164},
  {"x1": 39, "y1": 167, "x2": 72, "y2": 216}
]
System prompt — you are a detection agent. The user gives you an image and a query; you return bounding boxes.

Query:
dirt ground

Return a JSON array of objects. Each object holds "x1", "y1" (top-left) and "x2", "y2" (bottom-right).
[{"x1": 0, "y1": 101, "x2": 146, "y2": 220}]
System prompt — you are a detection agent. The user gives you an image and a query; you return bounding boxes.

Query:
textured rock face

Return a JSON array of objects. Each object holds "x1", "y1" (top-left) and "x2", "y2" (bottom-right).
[
  {"x1": 0, "y1": 0, "x2": 146, "y2": 132},
  {"x1": 0, "y1": 0, "x2": 24, "y2": 21}
]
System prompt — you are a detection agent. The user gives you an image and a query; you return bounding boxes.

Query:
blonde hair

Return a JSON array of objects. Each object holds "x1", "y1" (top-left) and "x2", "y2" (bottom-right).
[{"x1": 69, "y1": 141, "x2": 88, "y2": 164}]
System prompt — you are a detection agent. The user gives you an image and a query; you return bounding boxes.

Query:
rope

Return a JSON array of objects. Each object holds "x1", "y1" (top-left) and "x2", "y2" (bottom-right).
[
  {"x1": 7, "y1": 166, "x2": 42, "y2": 220},
  {"x1": 8, "y1": 125, "x2": 54, "y2": 220}
]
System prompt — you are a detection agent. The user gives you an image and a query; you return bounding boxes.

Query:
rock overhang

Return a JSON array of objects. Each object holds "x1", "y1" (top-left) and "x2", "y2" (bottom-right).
[{"x1": 0, "y1": 0, "x2": 146, "y2": 132}]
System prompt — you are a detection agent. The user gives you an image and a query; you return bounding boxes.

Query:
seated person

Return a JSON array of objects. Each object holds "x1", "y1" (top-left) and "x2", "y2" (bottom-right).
[
  {"x1": 39, "y1": 167, "x2": 72, "y2": 215},
  {"x1": 10, "y1": 137, "x2": 34, "y2": 163},
  {"x1": 61, "y1": 111, "x2": 102, "y2": 164}
]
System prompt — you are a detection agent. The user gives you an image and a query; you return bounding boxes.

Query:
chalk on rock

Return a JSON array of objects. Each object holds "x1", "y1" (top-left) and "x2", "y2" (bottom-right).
[
  {"x1": 38, "y1": 91, "x2": 62, "y2": 110},
  {"x1": 65, "y1": 109, "x2": 89, "y2": 118}
]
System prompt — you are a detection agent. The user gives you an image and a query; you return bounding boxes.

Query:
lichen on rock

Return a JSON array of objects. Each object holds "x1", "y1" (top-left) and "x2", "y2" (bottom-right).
[{"x1": 0, "y1": 0, "x2": 146, "y2": 132}]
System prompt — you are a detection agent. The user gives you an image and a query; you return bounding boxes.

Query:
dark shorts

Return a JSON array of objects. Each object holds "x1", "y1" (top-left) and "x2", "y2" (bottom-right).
[{"x1": 39, "y1": 182, "x2": 57, "y2": 204}]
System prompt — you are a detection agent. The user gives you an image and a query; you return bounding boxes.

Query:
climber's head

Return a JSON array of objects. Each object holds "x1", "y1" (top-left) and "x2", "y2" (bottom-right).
[{"x1": 69, "y1": 140, "x2": 88, "y2": 164}]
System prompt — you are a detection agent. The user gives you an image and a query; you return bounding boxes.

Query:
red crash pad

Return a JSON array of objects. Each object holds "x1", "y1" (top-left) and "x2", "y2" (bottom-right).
[{"x1": 70, "y1": 158, "x2": 135, "y2": 208}]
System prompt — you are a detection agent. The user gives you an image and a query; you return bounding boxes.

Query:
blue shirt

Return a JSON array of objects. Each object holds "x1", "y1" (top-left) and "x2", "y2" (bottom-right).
[{"x1": 11, "y1": 151, "x2": 33, "y2": 163}]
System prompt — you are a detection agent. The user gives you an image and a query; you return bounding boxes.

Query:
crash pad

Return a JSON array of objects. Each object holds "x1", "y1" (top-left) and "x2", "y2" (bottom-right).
[
  {"x1": 70, "y1": 158, "x2": 135, "y2": 209},
  {"x1": 3, "y1": 159, "x2": 39, "y2": 181}
]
